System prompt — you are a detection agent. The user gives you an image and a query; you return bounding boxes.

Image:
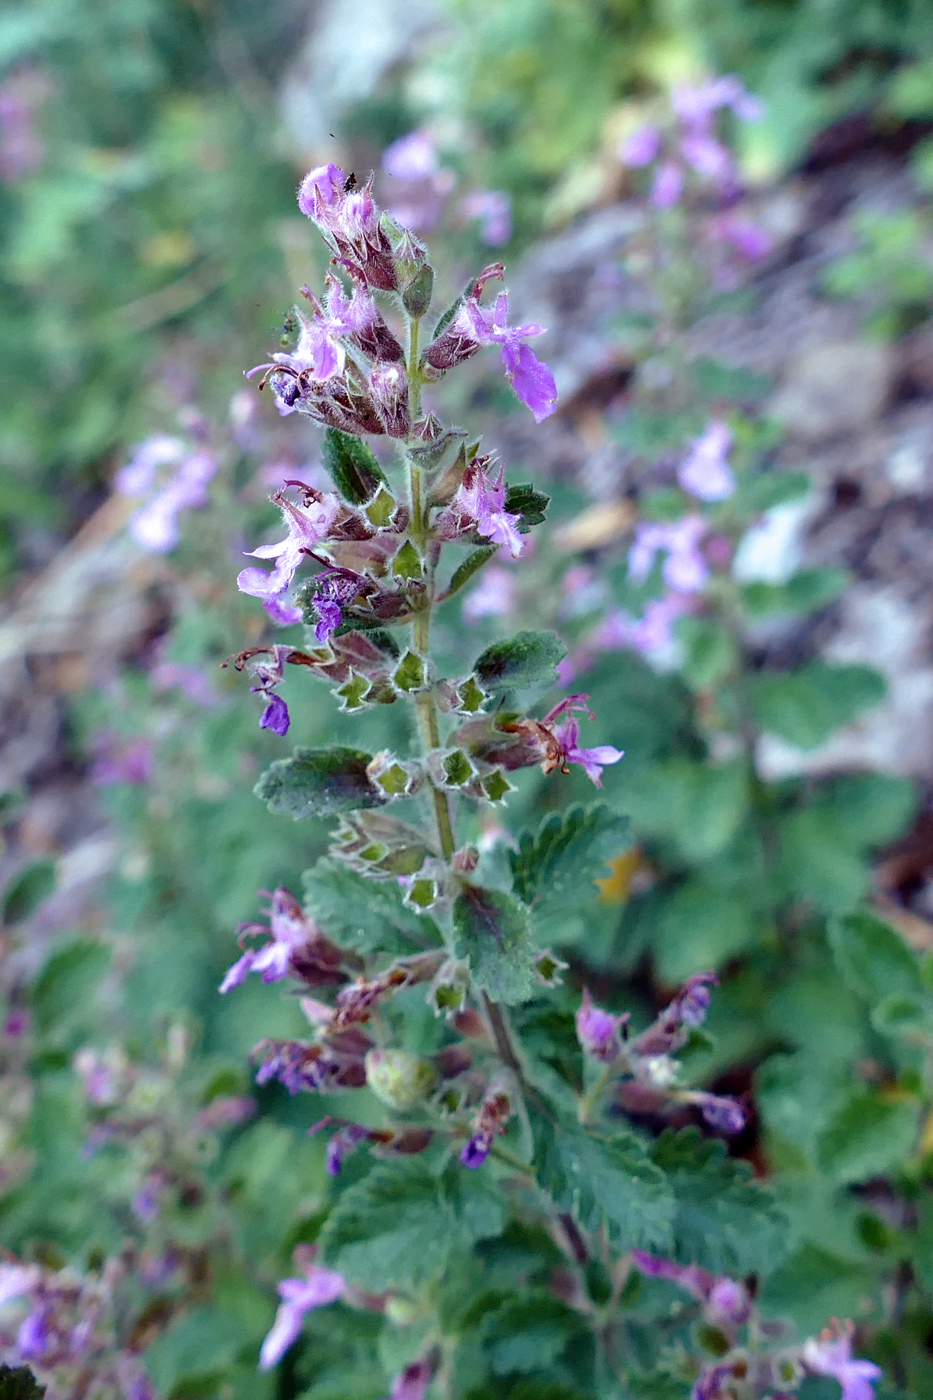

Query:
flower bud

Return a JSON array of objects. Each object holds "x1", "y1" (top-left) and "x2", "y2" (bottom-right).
[
  {"x1": 575, "y1": 989, "x2": 627, "y2": 1062},
  {"x1": 364, "y1": 1048, "x2": 438, "y2": 1111},
  {"x1": 402, "y1": 263, "x2": 435, "y2": 319}
]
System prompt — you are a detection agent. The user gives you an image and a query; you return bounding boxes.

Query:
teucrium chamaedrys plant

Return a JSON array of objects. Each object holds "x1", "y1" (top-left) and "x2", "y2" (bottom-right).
[{"x1": 216, "y1": 163, "x2": 883, "y2": 1398}]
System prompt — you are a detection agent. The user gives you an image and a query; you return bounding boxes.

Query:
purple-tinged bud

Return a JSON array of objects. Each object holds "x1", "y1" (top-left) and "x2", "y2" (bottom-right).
[
  {"x1": 297, "y1": 164, "x2": 345, "y2": 217},
  {"x1": 259, "y1": 693, "x2": 290, "y2": 736},
  {"x1": 325, "y1": 1123, "x2": 370, "y2": 1176},
  {"x1": 575, "y1": 989, "x2": 627, "y2": 1062},
  {"x1": 369, "y1": 363, "x2": 410, "y2": 438},
  {"x1": 707, "y1": 1276, "x2": 752, "y2": 1328}
]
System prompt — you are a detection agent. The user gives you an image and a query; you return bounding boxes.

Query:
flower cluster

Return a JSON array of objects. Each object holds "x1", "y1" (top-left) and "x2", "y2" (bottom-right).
[
  {"x1": 0, "y1": 1255, "x2": 156, "y2": 1400},
  {"x1": 381, "y1": 127, "x2": 511, "y2": 246},
  {"x1": 620, "y1": 79, "x2": 771, "y2": 277},
  {"x1": 576, "y1": 974, "x2": 746, "y2": 1134},
  {"x1": 632, "y1": 1253, "x2": 881, "y2": 1400},
  {"x1": 115, "y1": 427, "x2": 217, "y2": 555}
]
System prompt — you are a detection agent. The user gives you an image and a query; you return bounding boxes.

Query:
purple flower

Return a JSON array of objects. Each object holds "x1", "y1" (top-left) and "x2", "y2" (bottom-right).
[
  {"x1": 89, "y1": 732, "x2": 154, "y2": 787},
  {"x1": 802, "y1": 1321, "x2": 882, "y2": 1400},
  {"x1": 0, "y1": 69, "x2": 51, "y2": 183},
  {"x1": 258, "y1": 1257, "x2": 346, "y2": 1370},
  {"x1": 383, "y1": 131, "x2": 439, "y2": 181},
  {"x1": 462, "y1": 564, "x2": 516, "y2": 623},
  {"x1": 150, "y1": 661, "x2": 223, "y2": 708},
  {"x1": 696, "y1": 1093, "x2": 746, "y2": 1135},
  {"x1": 263, "y1": 594, "x2": 304, "y2": 627},
  {"x1": 575, "y1": 989, "x2": 627, "y2": 1061},
  {"x1": 541, "y1": 695, "x2": 624, "y2": 787},
  {"x1": 450, "y1": 458, "x2": 525, "y2": 557},
  {"x1": 691, "y1": 1362, "x2": 740, "y2": 1400},
  {"x1": 629, "y1": 516, "x2": 709, "y2": 594},
  {"x1": 678, "y1": 420, "x2": 736, "y2": 502},
  {"x1": 433, "y1": 289, "x2": 557, "y2": 422},
  {"x1": 620, "y1": 125, "x2": 663, "y2": 168},
  {"x1": 237, "y1": 489, "x2": 340, "y2": 602},
  {"x1": 0, "y1": 1263, "x2": 39, "y2": 1307},
  {"x1": 297, "y1": 164, "x2": 345, "y2": 215},
  {"x1": 220, "y1": 887, "x2": 342, "y2": 996},
  {"x1": 461, "y1": 189, "x2": 512, "y2": 246},
  {"x1": 383, "y1": 1359, "x2": 433, "y2": 1400},
  {"x1": 711, "y1": 212, "x2": 772, "y2": 264},
  {"x1": 680, "y1": 133, "x2": 735, "y2": 185},
  {"x1": 631, "y1": 1252, "x2": 751, "y2": 1329},
  {"x1": 325, "y1": 1123, "x2": 370, "y2": 1176},
  {"x1": 460, "y1": 1134, "x2": 490, "y2": 1169},
  {"x1": 116, "y1": 437, "x2": 217, "y2": 554},
  {"x1": 16, "y1": 1305, "x2": 51, "y2": 1362},
  {"x1": 650, "y1": 161, "x2": 684, "y2": 209},
  {"x1": 259, "y1": 694, "x2": 290, "y2": 736}
]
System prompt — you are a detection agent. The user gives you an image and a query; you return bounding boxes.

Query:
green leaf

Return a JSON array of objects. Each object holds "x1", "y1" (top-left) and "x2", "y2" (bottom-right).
[
  {"x1": 303, "y1": 858, "x2": 439, "y2": 953},
  {"x1": 440, "y1": 1163, "x2": 509, "y2": 1244},
  {"x1": 534, "y1": 1115, "x2": 674, "y2": 1250},
  {"x1": 650, "y1": 1129, "x2": 787, "y2": 1276},
  {"x1": 446, "y1": 547, "x2": 497, "y2": 600},
  {"x1": 752, "y1": 662, "x2": 885, "y2": 749},
  {"x1": 817, "y1": 1090, "x2": 920, "y2": 1183},
  {"x1": 622, "y1": 758, "x2": 748, "y2": 864},
  {"x1": 871, "y1": 992, "x2": 933, "y2": 1040},
  {"x1": 655, "y1": 881, "x2": 757, "y2": 982},
  {"x1": 761, "y1": 1242, "x2": 875, "y2": 1336},
  {"x1": 320, "y1": 1160, "x2": 454, "y2": 1291},
  {"x1": 0, "y1": 1366, "x2": 45, "y2": 1400},
  {"x1": 829, "y1": 911, "x2": 922, "y2": 1003},
  {"x1": 143, "y1": 1308, "x2": 250, "y2": 1395},
  {"x1": 255, "y1": 747, "x2": 382, "y2": 820},
  {"x1": 674, "y1": 617, "x2": 737, "y2": 690},
  {"x1": 473, "y1": 630, "x2": 565, "y2": 693},
  {"x1": 2, "y1": 859, "x2": 55, "y2": 924},
  {"x1": 509, "y1": 804, "x2": 629, "y2": 932},
  {"x1": 480, "y1": 1295, "x2": 581, "y2": 1376},
  {"x1": 778, "y1": 810, "x2": 872, "y2": 914},
  {"x1": 740, "y1": 568, "x2": 849, "y2": 620},
  {"x1": 453, "y1": 885, "x2": 537, "y2": 1004},
  {"x1": 504, "y1": 482, "x2": 550, "y2": 531},
  {"x1": 402, "y1": 263, "x2": 434, "y2": 318},
  {"x1": 817, "y1": 774, "x2": 917, "y2": 848},
  {"x1": 321, "y1": 428, "x2": 388, "y2": 504}
]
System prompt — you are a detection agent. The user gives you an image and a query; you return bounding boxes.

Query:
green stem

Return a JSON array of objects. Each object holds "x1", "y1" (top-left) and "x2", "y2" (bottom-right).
[{"x1": 578, "y1": 1059, "x2": 622, "y2": 1127}]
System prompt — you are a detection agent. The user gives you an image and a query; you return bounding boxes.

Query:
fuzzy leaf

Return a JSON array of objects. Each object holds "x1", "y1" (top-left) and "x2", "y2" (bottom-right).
[
  {"x1": 817, "y1": 1090, "x2": 920, "y2": 1183},
  {"x1": 505, "y1": 482, "x2": 550, "y2": 531},
  {"x1": 0, "y1": 1367, "x2": 45, "y2": 1400},
  {"x1": 2, "y1": 859, "x2": 55, "y2": 924},
  {"x1": 829, "y1": 911, "x2": 922, "y2": 1003},
  {"x1": 650, "y1": 1128, "x2": 787, "y2": 1276},
  {"x1": 509, "y1": 804, "x2": 629, "y2": 932},
  {"x1": 446, "y1": 546, "x2": 497, "y2": 600},
  {"x1": 255, "y1": 747, "x2": 383, "y2": 820},
  {"x1": 303, "y1": 857, "x2": 439, "y2": 953},
  {"x1": 321, "y1": 427, "x2": 388, "y2": 504},
  {"x1": 320, "y1": 1160, "x2": 454, "y2": 1291},
  {"x1": 534, "y1": 1114, "x2": 674, "y2": 1250},
  {"x1": 480, "y1": 1295, "x2": 581, "y2": 1376},
  {"x1": 453, "y1": 884, "x2": 537, "y2": 1004},
  {"x1": 473, "y1": 630, "x2": 565, "y2": 693},
  {"x1": 752, "y1": 662, "x2": 885, "y2": 749}
]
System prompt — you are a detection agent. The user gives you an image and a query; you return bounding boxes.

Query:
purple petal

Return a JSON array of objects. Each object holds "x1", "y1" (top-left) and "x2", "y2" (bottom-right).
[
  {"x1": 260, "y1": 694, "x2": 290, "y2": 737},
  {"x1": 501, "y1": 341, "x2": 557, "y2": 422},
  {"x1": 219, "y1": 950, "x2": 256, "y2": 993}
]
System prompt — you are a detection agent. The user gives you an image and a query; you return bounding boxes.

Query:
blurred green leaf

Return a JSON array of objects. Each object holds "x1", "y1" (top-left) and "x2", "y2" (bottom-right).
[{"x1": 753, "y1": 663, "x2": 885, "y2": 749}]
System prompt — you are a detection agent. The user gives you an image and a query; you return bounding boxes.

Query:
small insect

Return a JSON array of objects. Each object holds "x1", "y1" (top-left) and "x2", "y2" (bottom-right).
[
  {"x1": 343, "y1": 172, "x2": 358, "y2": 193},
  {"x1": 279, "y1": 309, "x2": 298, "y2": 348}
]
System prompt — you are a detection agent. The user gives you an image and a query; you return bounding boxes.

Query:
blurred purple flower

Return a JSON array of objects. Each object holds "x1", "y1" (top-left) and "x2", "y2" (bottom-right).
[
  {"x1": 619, "y1": 125, "x2": 662, "y2": 168},
  {"x1": 576, "y1": 989, "x2": 627, "y2": 1061},
  {"x1": 678, "y1": 420, "x2": 736, "y2": 502},
  {"x1": 629, "y1": 516, "x2": 709, "y2": 594},
  {"x1": 462, "y1": 564, "x2": 516, "y2": 623},
  {"x1": 89, "y1": 733, "x2": 153, "y2": 787},
  {"x1": 258, "y1": 1253, "x2": 346, "y2": 1370},
  {"x1": 0, "y1": 69, "x2": 51, "y2": 182},
  {"x1": 258, "y1": 693, "x2": 290, "y2": 736},
  {"x1": 462, "y1": 189, "x2": 512, "y2": 246},
  {"x1": 150, "y1": 661, "x2": 223, "y2": 708},
  {"x1": 802, "y1": 1321, "x2": 881, "y2": 1400},
  {"x1": 116, "y1": 437, "x2": 217, "y2": 554},
  {"x1": 383, "y1": 1359, "x2": 433, "y2": 1400},
  {"x1": 650, "y1": 161, "x2": 684, "y2": 209}
]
